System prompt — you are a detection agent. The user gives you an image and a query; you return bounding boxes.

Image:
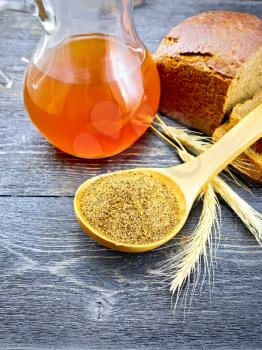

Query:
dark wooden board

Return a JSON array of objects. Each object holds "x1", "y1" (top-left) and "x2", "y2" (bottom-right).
[{"x1": 0, "y1": 1, "x2": 261, "y2": 349}]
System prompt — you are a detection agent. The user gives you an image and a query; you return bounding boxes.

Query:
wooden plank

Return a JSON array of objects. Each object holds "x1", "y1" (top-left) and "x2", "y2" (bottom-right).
[{"x1": 0, "y1": 197, "x2": 261, "y2": 349}]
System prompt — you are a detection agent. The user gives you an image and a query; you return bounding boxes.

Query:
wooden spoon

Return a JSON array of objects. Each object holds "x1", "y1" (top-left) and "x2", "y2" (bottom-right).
[{"x1": 74, "y1": 104, "x2": 262, "y2": 253}]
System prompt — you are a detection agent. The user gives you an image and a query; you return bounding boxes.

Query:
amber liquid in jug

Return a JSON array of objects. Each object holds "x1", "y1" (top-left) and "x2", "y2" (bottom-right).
[{"x1": 24, "y1": 34, "x2": 160, "y2": 158}]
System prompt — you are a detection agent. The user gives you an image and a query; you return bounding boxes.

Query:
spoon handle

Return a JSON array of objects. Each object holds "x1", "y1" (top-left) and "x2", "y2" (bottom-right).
[{"x1": 170, "y1": 103, "x2": 262, "y2": 202}]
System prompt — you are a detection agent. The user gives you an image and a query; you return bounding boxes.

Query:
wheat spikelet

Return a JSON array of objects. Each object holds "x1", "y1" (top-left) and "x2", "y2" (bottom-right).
[
  {"x1": 151, "y1": 125, "x2": 220, "y2": 309},
  {"x1": 153, "y1": 182, "x2": 220, "y2": 311},
  {"x1": 150, "y1": 116, "x2": 262, "y2": 311},
  {"x1": 171, "y1": 184, "x2": 220, "y2": 308}
]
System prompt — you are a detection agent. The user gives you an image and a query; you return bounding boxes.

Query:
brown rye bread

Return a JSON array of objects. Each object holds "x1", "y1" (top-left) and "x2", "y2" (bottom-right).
[
  {"x1": 154, "y1": 11, "x2": 262, "y2": 181},
  {"x1": 154, "y1": 11, "x2": 262, "y2": 135}
]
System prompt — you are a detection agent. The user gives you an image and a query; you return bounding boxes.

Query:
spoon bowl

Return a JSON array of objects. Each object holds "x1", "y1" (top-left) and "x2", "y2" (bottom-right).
[
  {"x1": 74, "y1": 168, "x2": 188, "y2": 253},
  {"x1": 74, "y1": 104, "x2": 262, "y2": 253}
]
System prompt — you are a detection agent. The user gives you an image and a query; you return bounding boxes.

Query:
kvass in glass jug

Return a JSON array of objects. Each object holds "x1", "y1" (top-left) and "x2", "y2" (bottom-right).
[{"x1": 2, "y1": 0, "x2": 160, "y2": 158}]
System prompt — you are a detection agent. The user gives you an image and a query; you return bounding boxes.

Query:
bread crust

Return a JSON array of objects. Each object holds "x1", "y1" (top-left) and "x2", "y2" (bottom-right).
[{"x1": 156, "y1": 11, "x2": 262, "y2": 77}]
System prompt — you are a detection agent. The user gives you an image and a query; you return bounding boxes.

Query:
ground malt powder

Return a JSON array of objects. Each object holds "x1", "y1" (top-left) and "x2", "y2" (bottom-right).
[{"x1": 80, "y1": 172, "x2": 180, "y2": 245}]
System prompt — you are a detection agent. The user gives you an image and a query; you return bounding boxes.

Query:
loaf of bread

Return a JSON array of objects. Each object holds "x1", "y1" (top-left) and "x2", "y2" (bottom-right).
[
  {"x1": 154, "y1": 11, "x2": 262, "y2": 182},
  {"x1": 213, "y1": 92, "x2": 262, "y2": 182},
  {"x1": 154, "y1": 11, "x2": 262, "y2": 135}
]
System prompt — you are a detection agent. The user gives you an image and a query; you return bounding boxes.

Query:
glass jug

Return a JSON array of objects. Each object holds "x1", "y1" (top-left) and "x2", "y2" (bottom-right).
[{"x1": 1, "y1": 0, "x2": 160, "y2": 158}]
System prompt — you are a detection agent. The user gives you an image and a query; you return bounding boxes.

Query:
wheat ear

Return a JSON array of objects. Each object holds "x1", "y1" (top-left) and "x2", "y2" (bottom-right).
[
  {"x1": 151, "y1": 118, "x2": 262, "y2": 309},
  {"x1": 174, "y1": 184, "x2": 219, "y2": 308},
  {"x1": 151, "y1": 126, "x2": 220, "y2": 307}
]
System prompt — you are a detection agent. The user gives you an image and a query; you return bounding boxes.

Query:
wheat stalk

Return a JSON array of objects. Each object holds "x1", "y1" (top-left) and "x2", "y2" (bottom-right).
[
  {"x1": 156, "y1": 117, "x2": 255, "y2": 174},
  {"x1": 153, "y1": 116, "x2": 262, "y2": 245},
  {"x1": 150, "y1": 117, "x2": 262, "y2": 310},
  {"x1": 212, "y1": 177, "x2": 262, "y2": 246},
  {"x1": 160, "y1": 122, "x2": 255, "y2": 189},
  {"x1": 151, "y1": 125, "x2": 220, "y2": 308}
]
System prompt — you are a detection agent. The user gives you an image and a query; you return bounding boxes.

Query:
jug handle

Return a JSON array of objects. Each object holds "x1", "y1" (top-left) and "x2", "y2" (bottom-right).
[{"x1": 0, "y1": 0, "x2": 56, "y2": 87}]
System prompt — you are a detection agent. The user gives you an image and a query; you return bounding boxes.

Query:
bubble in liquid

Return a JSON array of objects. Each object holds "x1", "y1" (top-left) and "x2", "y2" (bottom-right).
[{"x1": 73, "y1": 132, "x2": 103, "y2": 157}]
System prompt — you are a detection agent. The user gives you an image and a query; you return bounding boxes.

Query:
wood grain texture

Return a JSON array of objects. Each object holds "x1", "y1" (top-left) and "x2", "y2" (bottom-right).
[{"x1": 0, "y1": 1, "x2": 261, "y2": 349}]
